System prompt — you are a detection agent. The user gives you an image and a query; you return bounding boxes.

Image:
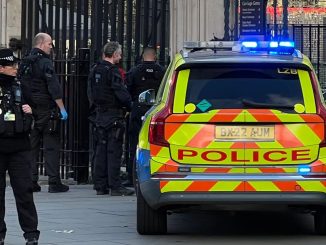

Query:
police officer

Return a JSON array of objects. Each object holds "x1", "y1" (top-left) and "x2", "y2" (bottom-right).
[
  {"x1": 20, "y1": 33, "x2": 69, "y2": 193},
  {"x1": 0, "y1": 49, "x2": 39, "y2": 244},
  {"x1": 126, "y1": 47, "x2": 164, "y2": 186},
  {"x1": 88, "y1": 42, "x2": 134, "y2": 196}
]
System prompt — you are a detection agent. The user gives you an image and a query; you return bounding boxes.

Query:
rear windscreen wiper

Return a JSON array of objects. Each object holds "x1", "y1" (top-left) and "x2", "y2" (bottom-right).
[{"x1": 242, "y1": 99, "x2": 294, "y2": 110}]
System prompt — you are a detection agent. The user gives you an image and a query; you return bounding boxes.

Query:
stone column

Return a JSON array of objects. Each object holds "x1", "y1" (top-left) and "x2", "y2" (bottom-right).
[
  {"x1": 0, "y1": 0, "x2": 21, "y2": 47},
  {"x1": 0, "y1": 0, "x2": 7, "y2": 47},
  {"x1": 169, "y1": 0, "x2": 225, "y2": 56}
]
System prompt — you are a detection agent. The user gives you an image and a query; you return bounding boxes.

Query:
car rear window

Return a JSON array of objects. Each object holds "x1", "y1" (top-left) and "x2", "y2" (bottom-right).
[{"x1": 185, "y1": 67, "x2": 304, "y2": 112}]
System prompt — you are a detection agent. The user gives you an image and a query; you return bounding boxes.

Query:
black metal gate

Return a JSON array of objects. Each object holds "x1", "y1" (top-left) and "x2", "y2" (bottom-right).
[
  {"x1": 20, "y1": 0, "x2": 170, "y2": 183},
  {"x1": 266, "y1": 24, "x2": 326, "y2": 89}
]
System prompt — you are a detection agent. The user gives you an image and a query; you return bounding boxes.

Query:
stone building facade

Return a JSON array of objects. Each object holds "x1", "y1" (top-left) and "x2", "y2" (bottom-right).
[
  {"x1": 0, "y1": 0, "x2": 21, "y2": 48},
  {"x1": 169, "y1": 0, "x2": 225, "y2": 55}
]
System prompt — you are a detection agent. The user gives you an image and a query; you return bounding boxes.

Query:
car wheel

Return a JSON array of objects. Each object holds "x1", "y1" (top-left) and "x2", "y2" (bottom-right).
[
  {"x1": 315, "y1": 208, "x2": 326, "y2": 235},
  {"x1": 137, "y1": 184, "x2": 167, "y2": 235}
]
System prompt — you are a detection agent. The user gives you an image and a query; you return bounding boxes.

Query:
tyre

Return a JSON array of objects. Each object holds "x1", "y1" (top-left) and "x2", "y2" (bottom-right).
[
  {"x1": 133, "y1": 157, "x2": 138, "y2": 195},
  {"x1": 314, "y1": 208, "x2": 326, "y2": 235},
  {"x1": 137, "y1": 185, "x2": 167, "y2": 235}
]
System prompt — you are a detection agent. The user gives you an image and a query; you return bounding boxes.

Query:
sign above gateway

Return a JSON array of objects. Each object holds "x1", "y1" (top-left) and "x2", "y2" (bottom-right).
[{"x1": 240, "y1": 0, "x2": 265, "y2": 36}]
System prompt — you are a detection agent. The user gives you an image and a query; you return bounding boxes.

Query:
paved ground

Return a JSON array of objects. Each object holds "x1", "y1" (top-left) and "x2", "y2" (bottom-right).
[{"x1": 3, "y1": 184, "x2": 326, "y2": 245}]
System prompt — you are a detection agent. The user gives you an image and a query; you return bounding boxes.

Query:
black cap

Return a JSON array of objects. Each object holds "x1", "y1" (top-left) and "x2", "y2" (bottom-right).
[{"x1": 0, "y1": 48, "x2": 19, "y2": 66}]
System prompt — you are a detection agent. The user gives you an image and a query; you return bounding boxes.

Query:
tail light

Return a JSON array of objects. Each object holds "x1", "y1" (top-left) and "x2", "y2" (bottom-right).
[
  {"x1": 310, "y1": 72, "x2": 326, "y2": 147},
  {"x1": 149, "y1": 72, "x2": 178, "y2": 147}
]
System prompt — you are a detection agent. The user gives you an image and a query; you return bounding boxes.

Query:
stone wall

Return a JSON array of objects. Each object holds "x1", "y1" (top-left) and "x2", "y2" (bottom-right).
[
  {"x1": 0, "y1": 0, "x2": 21, "y2": 47},
  {"x1": 169, "y1": 0, "x2": 225, "y2": 56}
]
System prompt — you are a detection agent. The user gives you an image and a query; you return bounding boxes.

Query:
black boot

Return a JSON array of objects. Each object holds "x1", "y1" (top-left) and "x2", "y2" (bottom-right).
[
  {"x1": 111, "y1": 186, "x2": 135, "y2": 196},
  {"x1": 122, "y1": 179, "x2": 134, "y2": 187},
  {"x1": 48, "y1": 182, "x2": 69, "y2": 193},
  {"x1": 32, "y1": 181, "x2": 41, "y2": 192},
  {"x1": 96, "y1": 189, "x2": 109, "y2": 195},
  {"x1": 26, "y1": 238, "x2": 38, "y2": 245}
]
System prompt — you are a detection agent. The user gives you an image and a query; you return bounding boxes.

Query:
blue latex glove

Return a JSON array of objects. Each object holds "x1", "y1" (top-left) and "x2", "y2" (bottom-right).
[{"x1": 60, "y1": 109, "x2": 68, "y2": 120}]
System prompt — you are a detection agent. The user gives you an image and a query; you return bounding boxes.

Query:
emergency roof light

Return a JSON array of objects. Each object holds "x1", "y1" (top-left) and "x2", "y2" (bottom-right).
[
  {"x1": 269, "y1": 41, "x2": 279, "y2": 48},
  {"x1": 279, "y1": 41, "x2": 295, "y2": 48},
  {"x1": 239, "y1": 41, "x2": 296, "y2": 55},
  {"x1": 242, "y1": 41, "x2": 258, "y2": 48},
  {"x1": 182, "y1": 40, "x2": 298, "y2": 57}
]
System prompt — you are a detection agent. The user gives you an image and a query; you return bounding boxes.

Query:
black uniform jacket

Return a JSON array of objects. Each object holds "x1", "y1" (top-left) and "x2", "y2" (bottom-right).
[
  {"x1": 88, "y1": 60, "x2": 132, "y2": 129},
  {"x1": 0, "y1": 74, "x2": 31, "y2": 153},
  {"x1": 126, "y1": 61, "x2": 164, "y2": 102},
  {"x1": 29, "y1": 48, "x2": 62, "y2": 104}
]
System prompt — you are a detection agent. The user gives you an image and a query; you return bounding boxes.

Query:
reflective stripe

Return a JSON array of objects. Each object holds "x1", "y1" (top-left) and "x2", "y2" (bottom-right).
[
  {"x1": 160, "y1": 180, "x2": 243, "y2": 193},
  {"x1": 161, "y1": 180, "x2": 192, "y2": 192},
  {"x1": 173, "y1": 69, "x2": 190, "y2": 112},
  {"x1": 209, "y1": 181, "x2": 243, "y2": 192},
  {"x1": 154, "y1": 175, "x2": 326, "y2": 180},
  {"x1": 249, "y1": 181, "x2": 280, "y2": 191},
  {"x1": 159, "y1": 180, "x2": 326, "y2": 192},
  {"x1": 150, "y1": 156, "x2": 326, "y2": 175},
  {"x1": 299, "y1": 70, "x2": 316, "y2": 113}
]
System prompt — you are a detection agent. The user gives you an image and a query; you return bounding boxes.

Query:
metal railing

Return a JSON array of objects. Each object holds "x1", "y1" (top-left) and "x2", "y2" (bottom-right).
[
  {"x1": 267, "y1": 24, "x2": 326, "y2": 88},
  {"x1": 20, "y1": 0, "x2": 171, "y2": 183}
]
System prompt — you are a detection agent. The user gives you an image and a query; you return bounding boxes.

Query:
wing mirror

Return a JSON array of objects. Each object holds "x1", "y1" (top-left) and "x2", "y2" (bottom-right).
[{"x1": 138, "y1": 89, "x2": 156, "y2": 105}]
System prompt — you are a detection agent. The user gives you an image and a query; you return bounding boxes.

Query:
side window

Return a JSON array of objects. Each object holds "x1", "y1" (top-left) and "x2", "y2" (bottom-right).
[{"x1": 155, "y1": 62, "x2": 172, "y2": 103}]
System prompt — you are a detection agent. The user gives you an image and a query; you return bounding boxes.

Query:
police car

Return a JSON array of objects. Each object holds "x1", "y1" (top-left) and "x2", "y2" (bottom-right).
[{"x1": 135, "y1": 40, "x2": 326, "y2": 235}]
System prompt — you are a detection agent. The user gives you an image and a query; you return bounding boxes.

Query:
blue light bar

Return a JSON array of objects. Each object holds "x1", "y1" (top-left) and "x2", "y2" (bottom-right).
[
  {"x1": 298, "y1": 166, "x2": 311, "y2": 174},
  {"x1": 238, "y1": 40, "x2": 297, "y2": 56},
  {"x1": 242, "y1": 41, "x2": 258, "y2": 48},
  {"x1": 269, "y1": 41, "x2": 279, "y2": 48},
  {"x1": 279, "y1": 41, "x2": 295, "y2": 48}
]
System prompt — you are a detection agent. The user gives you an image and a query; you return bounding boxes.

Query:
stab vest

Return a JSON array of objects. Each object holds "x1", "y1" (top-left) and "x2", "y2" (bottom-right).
[
  {"x1": 18, "y1": 54, "x2": 51, "y2": 105},
  {"x1": 131, "y1": 63, "x2": 163, "y2": 101},
  {"x1": 0, "y1": 80, "x2": 33, "y2": 136},
  {"x1": 90, "y1": 63, "x2": 120, "y2": 109}
]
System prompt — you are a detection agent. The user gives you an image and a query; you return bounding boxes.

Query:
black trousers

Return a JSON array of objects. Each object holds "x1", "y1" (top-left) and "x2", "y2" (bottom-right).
[
  {"x1": 93, "y1": 123, "x2": 124, "y2": 190},
  {"x1": 30, "y1": 110, "x2": 61, "y2": 184},
  {"x1": 128, "y1": 105, "x2": 150, "y2": 182},
  {"x1": 90, "y1": 125, "x2": 98, "y2": 184},
  {"x1": 0, "y1": 151, "x2": 40, "y2": 240}
]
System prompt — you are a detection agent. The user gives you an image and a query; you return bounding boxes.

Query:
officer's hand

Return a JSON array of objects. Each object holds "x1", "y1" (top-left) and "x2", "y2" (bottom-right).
[
  {"x1": 60, "y1": 109, "x2": 68, "y2": 120},
  {"x1": 22, "y1": 104, "x2": 32, "y2": 114}
]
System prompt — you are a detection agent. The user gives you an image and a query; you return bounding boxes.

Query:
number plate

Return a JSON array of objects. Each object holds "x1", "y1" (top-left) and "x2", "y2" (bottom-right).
[{"x1": 215, "y1": 125, "x2": 275, "y2": 141}]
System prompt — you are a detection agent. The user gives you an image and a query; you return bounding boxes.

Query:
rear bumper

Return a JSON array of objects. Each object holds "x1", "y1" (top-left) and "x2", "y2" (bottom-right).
[{"x1": 140, "y1": 178, "x2": 326, "y2": 209}]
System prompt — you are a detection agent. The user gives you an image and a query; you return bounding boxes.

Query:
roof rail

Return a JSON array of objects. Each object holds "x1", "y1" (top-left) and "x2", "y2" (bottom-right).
[
  {"x1": 181, "y1": 40, "x2": 302, "y2": 58},
  {"x1": 182, "y1": 41, "x2": 235, "y2": 57},
  {"x1": 183, "y1": 41, "x2": 235, "y2": 50}
]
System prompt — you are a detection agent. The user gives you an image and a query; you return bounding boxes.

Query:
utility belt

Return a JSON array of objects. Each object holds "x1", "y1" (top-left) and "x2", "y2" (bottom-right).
[
  {"x1": 95, "y1": 106, "x2": 125, "y2": 117},
  {"x1": 131, "y1": 102, "x2": 151, "y2": 117},
  {"x1": 33, "y1": 105, "x2": 56, "y2": 113},
  {"x1": 95, "y1": 118, "x2": 126, "y2": 140}
]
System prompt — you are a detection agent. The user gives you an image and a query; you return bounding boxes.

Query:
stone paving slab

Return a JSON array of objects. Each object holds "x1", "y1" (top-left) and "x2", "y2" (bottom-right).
[
  {"x1": 4, "y1": 185, "x2": 137, "y2": 245},
  {"x1": 3, "y1": 184, "x2": 326, "y2": 245}
]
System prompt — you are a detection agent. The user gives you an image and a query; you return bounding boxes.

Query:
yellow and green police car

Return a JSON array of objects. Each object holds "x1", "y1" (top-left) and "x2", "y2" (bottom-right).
[{"x1": 136, "y1": 40, "x2": 326, "y2": 235}]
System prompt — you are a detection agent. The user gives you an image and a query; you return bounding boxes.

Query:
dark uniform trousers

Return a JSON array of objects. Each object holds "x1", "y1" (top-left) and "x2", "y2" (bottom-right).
[
  {"x1": 90, "y1": 125, "x2": 98, "y2": 183},
  {"x1": 93, "y1": 118, "x2": 125, "y2": 191},
  {"x1": 0, "y1": 151, "x2": 39, "y2": 240},
  {"x1": 128, "y1": 104, "x2": 151, "y2": 180},
  {"x1": 30, "y1": 108, "x2": 61, "y2": 184}
]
